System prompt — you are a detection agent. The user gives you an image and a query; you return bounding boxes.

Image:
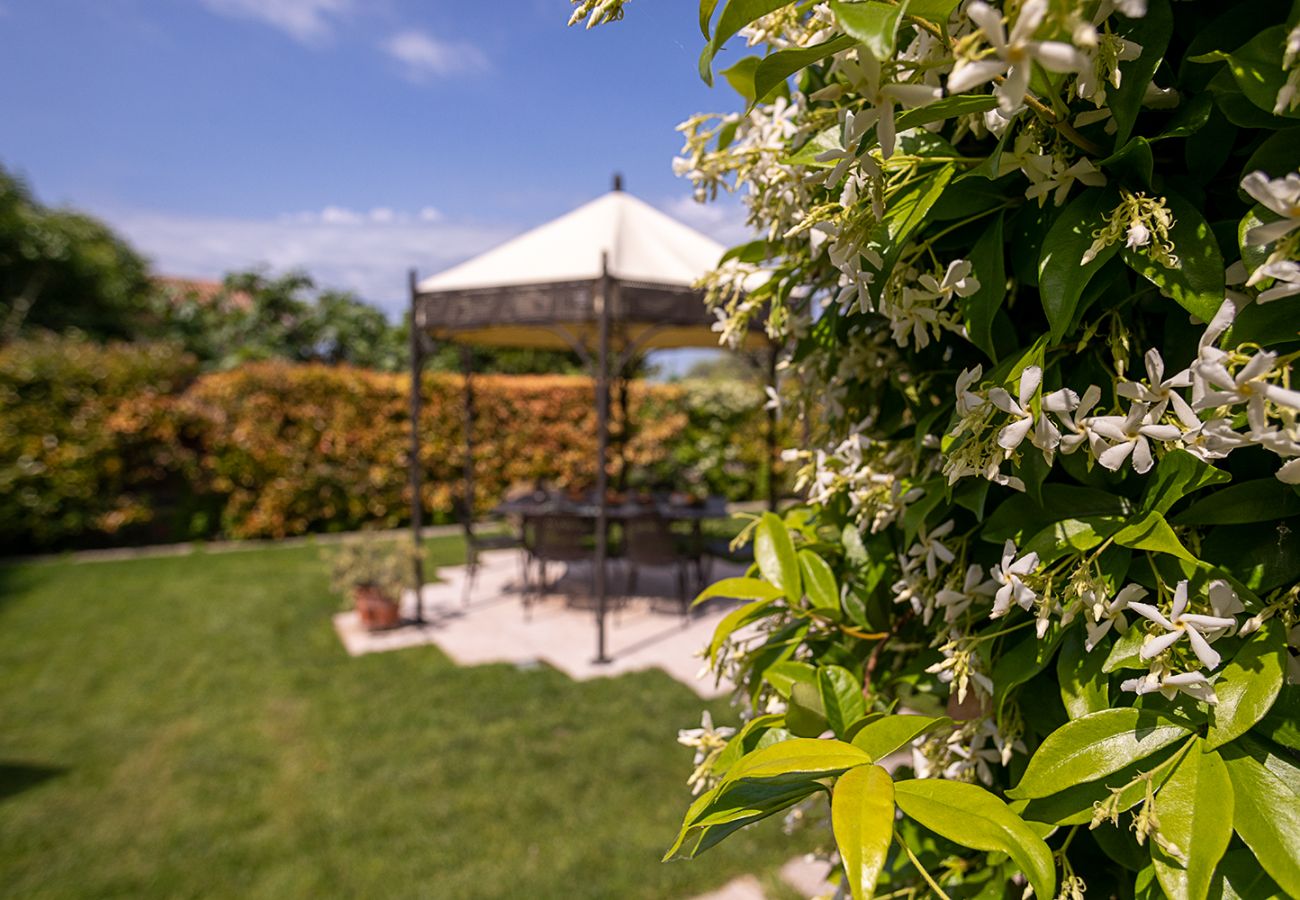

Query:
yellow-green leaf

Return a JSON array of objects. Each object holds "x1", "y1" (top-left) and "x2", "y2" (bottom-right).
[
  {"x1": 755, "y1": 512, "x2": 801, "y2": 603},
  {"x1": 1152, "y1": 740, "x2": 1234, "y2": 900},
  {"x1": 832, "y1": 765, "x2": 894, "y2": 900}
]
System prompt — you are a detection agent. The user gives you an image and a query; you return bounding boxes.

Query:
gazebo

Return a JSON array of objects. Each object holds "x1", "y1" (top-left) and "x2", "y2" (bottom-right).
[{"x1": 407, "y1": 179, "x2": 771, "y2": 663}]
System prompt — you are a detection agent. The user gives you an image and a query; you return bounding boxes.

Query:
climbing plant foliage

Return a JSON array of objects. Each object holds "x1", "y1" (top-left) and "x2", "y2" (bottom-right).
[{"x1": 577, "y1": 0, "x2": 1300, "y2": 897}]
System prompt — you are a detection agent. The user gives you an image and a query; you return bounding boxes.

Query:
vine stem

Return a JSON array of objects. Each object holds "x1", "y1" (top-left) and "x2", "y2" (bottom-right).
[{"x1": 894, "y1": 826, "x2": 954, "y2": 900}]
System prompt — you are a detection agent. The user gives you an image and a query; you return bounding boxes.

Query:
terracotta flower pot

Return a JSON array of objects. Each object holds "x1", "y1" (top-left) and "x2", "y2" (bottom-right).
[{"x1": 353, "y1": 584, "x2": 401, "y2": 631}]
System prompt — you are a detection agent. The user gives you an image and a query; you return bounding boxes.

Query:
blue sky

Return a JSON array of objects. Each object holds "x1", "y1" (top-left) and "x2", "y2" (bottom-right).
[{"x1": 0, "y1": 0, "x2": 749, "y2": 315}]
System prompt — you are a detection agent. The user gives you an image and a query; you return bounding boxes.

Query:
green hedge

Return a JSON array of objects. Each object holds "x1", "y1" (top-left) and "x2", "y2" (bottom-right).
[{"x1": 0, "y1": 337, "x2": 777, "y2": 549}]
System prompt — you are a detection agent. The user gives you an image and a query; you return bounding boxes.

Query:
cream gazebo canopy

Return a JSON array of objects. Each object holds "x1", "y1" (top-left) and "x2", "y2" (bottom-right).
[{"x1": 406, "y1": 181, "x2": 769, "y2": 663}]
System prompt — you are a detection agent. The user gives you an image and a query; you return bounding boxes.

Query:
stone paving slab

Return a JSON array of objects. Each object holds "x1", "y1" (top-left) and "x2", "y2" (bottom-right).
[{"x1": 333, "y1": 550, "x2": 747, "y2": 699}]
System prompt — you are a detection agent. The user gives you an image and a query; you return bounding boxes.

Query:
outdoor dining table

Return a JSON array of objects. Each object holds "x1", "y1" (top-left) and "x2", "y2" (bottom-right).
[{"x1": 493, "y1": 492, "x2": 729, "y2": 522}]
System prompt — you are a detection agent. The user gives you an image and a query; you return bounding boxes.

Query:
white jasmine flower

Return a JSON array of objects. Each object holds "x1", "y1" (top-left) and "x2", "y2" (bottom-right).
[
  {"x1": 677, "y1": 711, "x2": 736, "y2": 795},
  {"x1": 1091, "y1": 402, "x2": 1182, "y2": 474},
  {"x1": 836, "y1": 52, "x2": 942, "y2": 158},
  {"x1": 1241, "y1": 171, "x2": 1300, "y2": 246},
  {"x1": 1194, "y1": 350, "x2": 1300, "y2": 434},
  {"x1": 1120, "y1": 668, "x2": 1218, "y2": 704},
  {"x1": 990, "y1": 540, "x2": 1039, "y2": 618},
  {"x1": 948, "y1": 0, "x2": 1089, "y2": 113},
  {"x1": 936, "y1": 564, "x2": 998, "y2": 622},
  {"x1": 1084, "y1": 583, "x2": 1147, "y2": 651},
  {"x1": 1251, "y1": 260, "x2": 1300, "y2": 303},
  {"x1": 988, "y1": 365, "x2": 1042, "y2": 451},
  {"x1": 1117, "y1": 348, "x2": 1195, "y2": 422},
  {"x1": 910, "y1": 519, "x2": 957, "y2": 580},
  {"x1": 1128, "y1": 580, "x2": 1236, "y2": 670},
  {"x1": 956, "y1": 365, "x2": 986, "y2": 416},
  {"x1": 1057, "y1": 384, "x2": 1104, "y2": 455}
]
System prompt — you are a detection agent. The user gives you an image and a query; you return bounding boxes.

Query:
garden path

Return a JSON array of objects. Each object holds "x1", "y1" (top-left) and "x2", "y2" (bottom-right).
[{"x1": 333, "y1": 550, "x2": 750, "y2": 699}]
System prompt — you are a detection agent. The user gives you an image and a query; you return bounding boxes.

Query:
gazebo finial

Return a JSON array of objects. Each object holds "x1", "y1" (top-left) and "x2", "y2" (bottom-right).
[{"x1": 612, "y1": 172, "x2": 623, "y2": 192}]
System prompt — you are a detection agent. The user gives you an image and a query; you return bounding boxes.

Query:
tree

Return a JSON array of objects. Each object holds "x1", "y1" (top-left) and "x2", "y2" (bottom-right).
[
  {"x1": 0, "y1": 166, "x2": 153, "y2": 342},
  {"x1": 583, "y1": 2, "x2": 1300, "y2": 898}
]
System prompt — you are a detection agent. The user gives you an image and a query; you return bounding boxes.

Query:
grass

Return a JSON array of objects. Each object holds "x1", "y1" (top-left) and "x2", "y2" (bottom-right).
[{"x1": 0, "y1": 537, "x2": 803, "y2": 898}]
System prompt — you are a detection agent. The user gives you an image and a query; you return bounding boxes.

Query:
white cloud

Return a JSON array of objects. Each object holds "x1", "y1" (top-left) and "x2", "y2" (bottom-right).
[
  {"x1": 102, "y1": 206, "x2": 515, "y2": 317},
  {"x1": 659, "y1": 194, "x2": 753, "y2": 247},
  {"x1": 382, "y1": 29, "x2": 489, "y2": 81},
  {"x1": 198, "y1": 0, "x2": 352, "y2": 45}
]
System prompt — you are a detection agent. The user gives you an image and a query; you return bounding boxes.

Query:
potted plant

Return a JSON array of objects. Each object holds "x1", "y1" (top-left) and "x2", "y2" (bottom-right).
[{"x1": 328, "y1": 537, "x2": 418, "y2": 631}]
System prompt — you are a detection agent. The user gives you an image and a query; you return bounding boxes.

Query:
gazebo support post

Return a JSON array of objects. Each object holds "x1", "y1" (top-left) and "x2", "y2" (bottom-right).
[
  {"x1": 461, "y1": 345, "x2": 477, "y2": 596},
  {"x1": 593, "y1": 254, "x2": 613, "y2": 664},
  {"x1": 766, "y1": 346, "x2": 779, "y2": 512},
  {"x1": 407, "y1": 270, "x2": 425, "y2": 624}
]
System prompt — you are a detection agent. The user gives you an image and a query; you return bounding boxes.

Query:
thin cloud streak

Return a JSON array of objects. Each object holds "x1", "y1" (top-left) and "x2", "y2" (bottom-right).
[
  {"x1": 197, "y1": 0, "x2": 353, "y2": 45},
  {"x1": 382, "y1": 29, "x2": 490, "y2": 81},
  {"x1": 102, "y1": 206, "x2": 514, "y2": 316}
]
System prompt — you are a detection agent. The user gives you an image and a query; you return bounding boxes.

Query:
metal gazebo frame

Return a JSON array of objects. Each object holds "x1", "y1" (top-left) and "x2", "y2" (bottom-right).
[{"x1": 405, "y1": 252, "x2": 775, "y2": 664}]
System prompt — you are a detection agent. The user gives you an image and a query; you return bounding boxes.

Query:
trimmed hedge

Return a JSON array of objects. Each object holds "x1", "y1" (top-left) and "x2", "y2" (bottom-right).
[{"x1": 1, "y1": 338, "x2": 775, "y2": 549}]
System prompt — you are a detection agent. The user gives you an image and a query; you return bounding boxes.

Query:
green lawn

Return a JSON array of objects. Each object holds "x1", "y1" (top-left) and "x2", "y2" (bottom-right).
[{"x1": 0, "y1": 538, "x2": 800, "y2": 898}]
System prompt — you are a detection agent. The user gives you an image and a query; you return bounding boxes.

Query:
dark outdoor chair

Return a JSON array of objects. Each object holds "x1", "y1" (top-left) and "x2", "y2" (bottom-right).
[
  {"x1": 523, "y1": 514, "x2": 598, "y2": 617},
  {"x1": 622, "y1": 515, "x2": 694, "y2": 618},
  {"x1": 461, "y1": 524, "x2": 525, "y2": 607}
]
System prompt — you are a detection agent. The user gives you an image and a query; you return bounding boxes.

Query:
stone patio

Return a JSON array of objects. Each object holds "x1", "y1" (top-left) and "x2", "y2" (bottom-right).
[{"x1": 333, "y1": 549, "x2": 748, "y2": 698}]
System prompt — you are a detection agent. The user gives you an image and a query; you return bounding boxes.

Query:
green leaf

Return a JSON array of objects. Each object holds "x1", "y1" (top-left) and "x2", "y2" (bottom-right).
[
  {"x1": 1201, "y1": 521, "x2": 1300, "y2": 592},
  {"x1": 1194, "y1": 27, "x2": 1298, "y2": 119},
  {"x1": 783, "y1": 124, "x2": 841, "y2": 168},
  {"x1": 1221, "y1": 747, "x2": 1300, "y2": 896},
  {"x1": 723, "y1": 737, "x2": 872, "y2": 785},
  {"x1": 696, "y1": 577, "x2": 784, "y2": 606},
  {"x1": 1019, "y1": 742, "x2": 1182, "y2": 828},
  {"x1": 1103, "y1": 621, "x2": 1150, "y2": 672},
  {"x1": 1142, "y1": 449, "x2": 1232, "y2": 516},
  {"x1": 708, "y1": 597, "x2": 781, "y2": 664},
  {"x1": 750, "y1": 35, "x2": 856, "y2": 109},
  {"x1": 755, "y1": 512, "x2": 801, "y2": 604},
  {"x1": 700, "y1": 0, "x2": 796, "y2": 85},
  {"x1": 829, "y1": 0, "x2": 909, "y2": 60},
  {"x1": 1113, "y1": 510, "x2": 1197, "y2": 562},
  {"x1": 1173, "y1": 479, "x2": 1300, "y2": 525},
  {"x1": 962, "y1": 210, "x2": 1006, "y2": 361},
  {"x1": 799, "y1": 549, "x2": 841, "y2": 612},
  {"x1": 1153, "y1": 740, "x2": 1235, "y2": 900},
  {"x1": 665, "y1": 778, "x2": 821, "y2": 860},
  {"x1": 1209, "y1": 848, "x2": 1287, "y2": 900},
  {"x1": 1207, "y1": 619, "x2": 1286, "y2": 749},
  {"x1": 1058, "y1": 628, "x2": 1110, "y2": 718},
  {"x1": 763, "y1": 660, "x2": 817, "y2": 698},
  {"x1": 1038, "y1": 186, "x2": 1122, "y2": 343},
  {"x1": 787, "y1": 680, "x2": 829, "y2": 737},
  {"x1": 850, "y1": 714, "x2": 950, "y2": 761},
  {"x1": 894, "y1": 779, "x2": 1056, "y2": 900},
  {"x1": 1010, "y1": 708, "x2": 1195, "y2": 799},
  {"x1": 904, "y1": 0, "x2": 957, "y2": 21},
  {"x1": 1121, "y1": 192, "x2": 1225, "y2": 323},
  {"x1": 1109, "y1": 0, "x2": 1173, "y2": 145},
  {"x1": 720, "y1": 56, "x2": 763, "y2": 102},
  {"x1": 867, "y1": 164, "x2": 957, "y2": 304},
  {"x1": 819, "y1": 665, "x2": 868, "y2": 739},
  {"x1": 896, "y1": 94, "x2": 999, "y2": 130},
  {"x1": 832, "y1": 765, "x2": 895, "y2": 900},
  {"x1": 700, "y1": 0, "x2": 720, "y2": 38},
  {"x1": 1252, "y1": 684, "x2": 1300, "y2": 753}
]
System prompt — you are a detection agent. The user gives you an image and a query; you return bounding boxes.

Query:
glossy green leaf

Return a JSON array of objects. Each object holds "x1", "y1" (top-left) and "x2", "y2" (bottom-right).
[
  {"x1": 763, "y1": 660, "x2": 817, "y2": 698},
  {"x1": 819, "y1": 665, "x2": 868, "y2": 739},
  {"x1": 723, "y1": 737, "x2": 872, "y2": 785},
  {"x1": 1173, "y1": 479, "x2": 1300, "y2": 525},
  {"x1": 829, "y1": 0, "x2": 909, "y2": 59},
  {"x1": 696, "y1": 577, "x2": 784, "y2": 606},
  {"x1": 895, "y1": 779, "x2": 1056, "y2": 900},
  {"x1": 962, "y1": 209, "x2": 1006, "y2": 361},
  {"x1": 1142, "y1": 449, "x2": 1232, "y2": 516},
  {"x1": 665, "y1": 778, "x2": 821, "y2": 860},
  {"x1": 1010, "y1": 708, "x2": 1194, "y2": 799},
  {"x1": 750, "y1": 34, "x2": 855, "y2": 108},
  {"x1": 755, "y1": 512, "x2": 801, "y2": 604},
  {"x1": 1039, "y1": 187, "x2": 1122, "y2": 343},
  {"x1": 720, "y1": 56, "x2": 763, "y2": 102},
  {"x1": 1194, "y1": 27, "x2": 1298, "y2": 119},
  {"x1": 1021, "y1": 742, "x2": 1182, "y2": 828},
  {"x1": 903, "y1": 0, "x2": 957, "y2": 21},
  {"x1": 1121, "y1": 192, "x2": 1224, "y2": 323},
  {"x1": 1220, "y1": 748, "x2": 1300, "y2": 896},
  {"x1": 799, "y1": 549, "x2": 840, "y2": 612},
  {"x1": 700, "y1": 0, "x2": 796, "y2": 85},
  {"x1": 1208, "y1": 620, "x2": 1285, "y2": 749},
  {"x1": 1058, "y1": 628, "x2": 1110, "y2": 718},
  {"x1": 787, "y1": 681, "x2": 829, "y2": 737},
  {"x1": 1209, "y1": 848, "x2": 1287, "y2": 900},
  {"x1": 867, "y1": 164, "x2": 956, "y2": 304},
  {"x1": 1153, "y1": 740, "x2": 1235, "y2": 900},
  {"x1": 1103, "y1": 624, "x2": 1148, "y2": 672},
  {"x1": 850, "y1": 714, "x2": 950, "y2": 761},
  {"x1": 699, "y1": 0, "x2": 720, "y2": 38},
  {"x1": 832, "y1": 765, "x2": 895, "y2": 900},
  {"x1": 1252, "y1": 684, "x2": 1300, "y2": 753},
  {"x1": 1113, "y1": 510, "x2": 1197, "y2": 562},
  {"x1": 1109, "y1": 0, "x2": 1173, "y2": 145}
]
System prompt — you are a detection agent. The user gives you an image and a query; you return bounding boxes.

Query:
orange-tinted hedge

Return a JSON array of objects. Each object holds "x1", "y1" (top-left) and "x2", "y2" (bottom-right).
[{"x1": 1, "y1": 339, "x2": 775, "y2": 548}]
